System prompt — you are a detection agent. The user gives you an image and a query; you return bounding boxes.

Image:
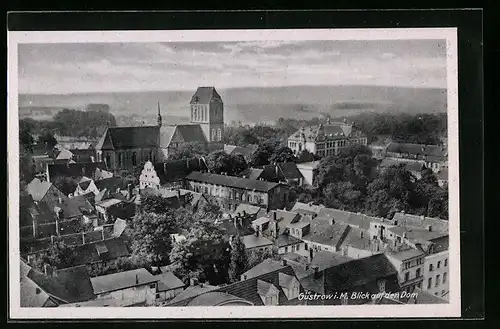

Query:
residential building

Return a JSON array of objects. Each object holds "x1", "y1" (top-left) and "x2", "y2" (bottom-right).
[
  {"x1": 287, "y1": 119, "x2": 368, "y2": 158},
  {"x1": 90, "y1": 268, "x2": 159, "y2": 306},
  {"x1": 139, "y1": 158, "x2": 207, "y2": 190},
  {"x1": 223, "y1": 144, "x2": 258, "y2": 158},
  {"x1": 25, "y1": 265, "x2": 95, "y2": 306},
  {"x1": 300, "y1": 254, "x2": 400, "y2": 305},
  {"x1": 20, "y1": 260, "x2": 59, "y2": 307},
  {"x1": 185, "y1": 171, "x2": 291, "y2": 212},
  {"x1": 153, "y1": 271, "x2": 186, "y2": 302},
  {"x1": 379, "y1": 158, "x2": 427, "y2": 179},
  {"x1": 385, "y1": 249, "x2": 425, "y2": 293},
  {"x1": 232, "y1": 203, "x2": 267, "y2": 222},
  {"x1": 95, "y1": 198, "x2": 135, "y2": 223},
  {"x1": 95, "y1": 87, "x2": 224, "y2": 170},
  {"x1": 240, "y1": 233, "x2": 274, "y2": 253},
  {"x1": 239, "y1": 162, "x2": 305, "y2": 186},
  {"x1": 168, "y1": 263, "x2": 306, "y2": 306},
  {"x1": 295, "y1": 161, "x2": 321, "y2": 186},
  {"x1": 385, "y1": 142, "x2": 447, "y2": 173},
  {"x1": 437, "y1": 168, "x2": 448, "y2": 187},
  {"x1": 368, "y1": 139, "x2": 392, "y2": 159},
  {"x1": 423, "y1": 235, "x2": 449, "y2": 300}
]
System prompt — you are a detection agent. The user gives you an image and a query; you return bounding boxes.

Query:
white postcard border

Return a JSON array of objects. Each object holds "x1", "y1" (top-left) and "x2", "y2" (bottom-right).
[{"x1": 8, "y1": 27, "x2": 460, "y2": 319}]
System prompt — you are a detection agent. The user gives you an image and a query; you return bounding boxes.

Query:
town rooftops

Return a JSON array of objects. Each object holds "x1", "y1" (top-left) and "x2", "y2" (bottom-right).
[
  {"x1": 224, "y1": 144, "x2": 258, "y2": 157},
  {"x1": 27, "y1": 265, "x2": 95, "y2": 304},
  {"x1": 295, "y1": 161, "x2": 321, "y2": 170},
  {"x1": 252, "y1": 216, "x2": 271, "y2": 226},
  {"x1": 71, "y1": 237, "x2": 130, "y2": 268},
  {"x1": 241, "y1": 234, "x2": 273, "y2": 250},
  {"x1": 233, "y1": 203, "x2": 266, "y2": 217},
  {"x1": 275, "y1": 234, "x2": 303, "y2": 248},
  {"x1": 96, "y1": 198, "x2": 123, "y2": 208},
  {"x1": 291, "y1": 201, "x2": 325, "y2": 214},
  {"x1": 25, "y1": 178, "x2": 53, "y2": 201},
  {"x1": 388, "y1": 226, "x2": 447, "y2": 243},
  {"x1": 190, "y1": 86, "x2": 222, "y2": 104},
  {"x1": 258, "y1": 162, "x2": 304, "y2": 181},
  {"x1": 20, "y1": 261, "x2": 53, "y2": 307},
  {"x1": 428, "y1": 235, "x2": 449, "y2": 253},
  {"x1": 239, "y1": 168, "x2": 265, "y2": 180},
  {"x1": 386, "y1": 142, "x2": 446, "y2": 158},
  {"x1": 187, "y1": 291, "x2": 249, "y2": 306},
  {"x1": 392, "y1": 212, "x2": 449, "y2": 233},
  {"x1": 155, "y1": 271, "x2": 185, "y2": 292},
  {"x1": 90, "y1": 268, "x2": 157, "y2": 295},
  {"x1": 186, "y1": 171, "x2": 281, "y2": 192},
  {"x1": 437, "y1": 168, "x2": 448, "y2": 181},
  {"x1": 241, "y1": 259, "x2": 287, "y2": 280},
  {"x1": 318, "y1": 208, "x2": 384, "y2": 231},
  {"x1": 386, "y1": 248, "x2": 426, "y2": 262},
  {"x1": 47, "y1": 162, "x2": 106, "y2": 181},
  {"x1": 151, "y1": 158, "x2": 208, "y2": 184},
  {"x1": 303, "y1": 218, "x2": 350, "y2": 248},
  {"x1": 288, "y1": 122, "x2": 359, "y2": 142},
  {"x1": 411, "y1": 287, "x2": 448, "y2": 304},
  {"x1": 168, "y1": 284, "x2": 219, "y2": 305}
]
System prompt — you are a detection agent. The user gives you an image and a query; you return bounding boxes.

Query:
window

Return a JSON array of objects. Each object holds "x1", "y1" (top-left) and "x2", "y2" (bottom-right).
[
  {"x1": 444, "y1": 259, "x2": 448, "y2": 266},
  {"x1": 416, "y1": 268, "x2": 421, "y2": 277},
  {"x1": 435, "y1": 274, "x2": 440, "y2": 286},
  {"x1": 427, "y1": 278, "x2": 432, "y2": 289},
  {"x1": 156, "y1": 293, "x2": 161, "y2": 299},
  {"x1": 304, "y1": 243, "x2": 308, "y2": 250},
  {"x1": 132, "y1": 152, "x2": 137, "y2": 166},
  {"x1": 443, "y1": 272, "x2": 447, "y2": 284},
  {"x1": 404, "y1": 272, "x2": 410, "y2": 282},
  {"x1": 217, "y1": 128, "x2": 222, "y2": 141},
  {"x1": 285, "y1": 246, "x2": 288, "y2": 253},
  {"x1": 429, "y1": 264, "x2": 434, "y2": 271},
  {"x1": 437, "y1": 261, "x2": 441, "y2": 269}
]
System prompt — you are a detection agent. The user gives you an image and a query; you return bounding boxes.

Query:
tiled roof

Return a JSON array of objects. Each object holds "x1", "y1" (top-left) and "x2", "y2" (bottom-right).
[
  {"x1": 242, "y1": 259, "x2": 287, "y2": 280},
  {"x1": 174, "y1": 125, "x2": 208, "y2": 144},
  {"x1": 95, "y1": 177, "x2": 129, "y2": 192},
  {"x1": 386, "y1": 142, "x2": 446, "y2": 158},
  {"x1": 295, "y1": 161, "x2": 321, "y2": 170},
  {"x1": 224, "y1": 144, "x2": 257, "y2": 157},
  {"x1": 20, "y1": 261, "x2": 52, "y2": 307},
  {"x1": 291, "y1": 201, "x2": 325, "y2": 214},
  {"x1": 27, "y1": 265, "x2": 95, "y2": 303},
  {"x1": 55, "y1": 148, "x2": 74, "y2": 160},
  {"x1": 95, "y1": 126, "x2": 160, "y2": 150},
  {"x1": 252, "y1": 216, "x2": 271, "y2": 226},
  {"x1": 158, "y1": 126, "x2": 176, "y2": 147},
  {"x1": 25, "y1": 178, "x2": 52, "y2": 201},
  {"x1": 275, "y1": 234, "x2": 303, "y2": 248},
  {"x1": 71, "y1": 237, "x2": 130, "y2": 267},
  {"x1": 428, "y1": 235, "x2": 449, "y2": 253},
  {"x1": 318, "y1": 208, "x2": 382, "y2": 231},
  {"x1": 96, "y1": 198, "x2": 123, "y2": 208},
  {"x1": 239, "y1": 168, "x2": 264, "y2": 180},
  {"x1": 302, "y1": 219, "x2": 350, "y2": 248},
  {"x1": 302, "y1": 254, "x2": 399, "y2": 294},
  {"x1": 90, "y1": 268, "x2": 157, "y2": 294},
  {"x1": 155, "y1": 271, "x2": 185, "y2": 292},
  {"x1": 190, "y1": 86, "x2": 222, "y2": 104},
  {"x1": 47, "y1": 162, "x2": 106, "y2": 181},
  {"x1": 339, "y1": 226, "x2": 373, "y2": 251},
  {"x1": 278, "y1": 272, "x2": 296, "y2": 289},
  {"x1": 259, "y1": 163, "x2": 304, "y2": 181},
  {"x1": 241, "y1": 234, "x2": 273, "y2": 249},
  {"x1": 168, "y1": 284, "x2": 219, "y2": 305},
  {"x1": 380, "y1": 158, "x2": 426, "y2": 172},
  {"x1": 233, "y1": 203, "x2": 266, "y2": 217},
  {"x1": 186, "y1": 171, "x2": 281, "y2": 192},
  {"x1": 392, "y1": 212, "x2": 449, "y2": 233},
  {"x1": 310, "y1": 251, "x2": 354, "y2": 270},
  {"x1": 187, "y1": 291, "x2": 247, "y2": 306},
  {"x1": 386, "y1": 248, "x2": 425, "y2": 261},
  {"x1": 288, "y1": 124, "x2": 351, "y2": 142}
]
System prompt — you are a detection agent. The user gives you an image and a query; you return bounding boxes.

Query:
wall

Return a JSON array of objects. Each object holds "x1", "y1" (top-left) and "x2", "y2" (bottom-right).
[
  {"x1": 423, "y1": 250, "x2": 449, "y2": 300},
  {"x1": 277, "y1": 241, "x2": 305, "y2": 255},
  {"x1": 344, "y1": 245, "x2": 377, "y2": 259},
  {"x1": 387, "y1": 256, "x2": 425, "y2": 292},
  {"x1": 96, "y1": 283, "x2": 157, "y2": 305},
  {"x1": 297, "y1": 167, "x2": 314, "y2": 186}
]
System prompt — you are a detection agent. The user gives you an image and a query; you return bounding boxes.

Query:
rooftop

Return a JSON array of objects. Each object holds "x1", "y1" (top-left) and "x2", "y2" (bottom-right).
[
  {"x1": 90, "y1": 268, "x2": 157, "y2": 295},
  {"x1": 241, "y1": 234, "x2": 273, "y2": 249},
  {"x1": 186, "y1": 171, "x2": 281, "y2": 192},
  {"x1": 155, "y1": 271, "x2": 185, "y2": 292},
  {"x1": 187, "y1": 291, "x2": 248, "y2": 306},
  {"x1": 275, "y1": 234, "x2": 303, "y2": 248},
  {"x1": 96, "y1": 198, "x2": 123, "y2": 208},
  {"x1": 303, "y1": 218, "x2": 350, "y2": 248},
  {"x1": 386, "y1": 248, "x2": 426, "y2": 262}
]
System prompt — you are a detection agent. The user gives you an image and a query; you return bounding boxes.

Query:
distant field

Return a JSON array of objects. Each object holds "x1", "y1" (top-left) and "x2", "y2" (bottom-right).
[{"x1": 19, "y1": 85, "x2": 447, "y2": 125}]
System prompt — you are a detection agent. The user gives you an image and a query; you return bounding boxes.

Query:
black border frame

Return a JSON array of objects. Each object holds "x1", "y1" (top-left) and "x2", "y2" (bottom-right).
[{"x1": 6, "y1": 9, "x2": 484, "y2": 323}]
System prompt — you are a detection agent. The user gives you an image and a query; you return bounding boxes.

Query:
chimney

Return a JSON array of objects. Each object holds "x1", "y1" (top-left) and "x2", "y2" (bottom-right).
[
  {"x1": 135, "y1": 274, "x2": 139, "y2": 285},
  {"x1": 282, "y1": 259, "x2": 287, "y2": 266},
  {"x1": 313, "y1": 266, "x2": 320, "y2": 279}
]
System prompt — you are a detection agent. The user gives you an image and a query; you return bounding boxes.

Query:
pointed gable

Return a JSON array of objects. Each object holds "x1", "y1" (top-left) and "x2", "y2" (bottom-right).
[
  {"x1": 95, "y1": 128, "x2": 114, "y2": 151},
  {"x1": 190, "y1": 87, "x2": 222, "y2": 105}
]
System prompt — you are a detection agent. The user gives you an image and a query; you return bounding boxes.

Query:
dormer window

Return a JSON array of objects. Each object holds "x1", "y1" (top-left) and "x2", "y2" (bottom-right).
[{"x1": 257, "y1": 280, "x2": 280, "y2": 305}]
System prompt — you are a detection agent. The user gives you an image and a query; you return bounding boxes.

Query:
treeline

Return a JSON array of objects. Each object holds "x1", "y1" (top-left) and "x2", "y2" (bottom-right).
[
  {"x1": 291, "y1": 144, "x2": 448, "y2": 220},
  {"x1": 20, "y1": 108, "x2": 117, "y2": 139},
  {"x1": 224, "y1": 112, "x2": 447, "y2": 147}
]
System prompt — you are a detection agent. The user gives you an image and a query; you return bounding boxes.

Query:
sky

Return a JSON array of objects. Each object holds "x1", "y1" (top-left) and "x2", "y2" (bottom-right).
[{"x1": 18, "y1": 39, "x2": 447, "y2": 94}]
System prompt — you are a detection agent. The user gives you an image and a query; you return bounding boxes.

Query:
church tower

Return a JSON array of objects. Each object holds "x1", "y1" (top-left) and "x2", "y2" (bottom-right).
[
  {"x1": 189, "y1": 87, "x2": 224, "y2": 147},
  {"x1": 157, "y1": 101, "x2": 162, "y2": 127}
]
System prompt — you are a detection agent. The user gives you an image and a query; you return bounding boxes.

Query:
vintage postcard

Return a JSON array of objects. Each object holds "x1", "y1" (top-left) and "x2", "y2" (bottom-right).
[{"x1": 8, "y1": 28, "x2": 460, "y2": 319}]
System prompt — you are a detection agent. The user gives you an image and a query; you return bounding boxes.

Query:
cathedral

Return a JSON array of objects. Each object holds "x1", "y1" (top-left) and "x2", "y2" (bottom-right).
[{"x1": 95, "y1": 87, "x2": 224, "y2": 170}]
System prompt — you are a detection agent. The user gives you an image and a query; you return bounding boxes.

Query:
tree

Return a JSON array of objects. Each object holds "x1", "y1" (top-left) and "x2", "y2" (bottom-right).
[
  {"x1": 31, "y1": 242, "x2": 77, "y2": 271},
  {"x1": 270, "y1": 146, "x2": 297, "y2": 163},
  {"x1": 193, "y1": 203, "x2": 223, "y2": 224},
  {"x1": 296, "y1": 149, "x2": 316, "y2": 163},
  {"x1": 206, "y1": 150, "x2": 248, "y2": 176},
  {"x1": 314, "y1": 156, "x2": 346, "y2": 188},
  {"x1": 38, "y1": 132, "x2": 58, "y2": 151},
  {"x1": 228, "y1": 236, "x2": 249, "y2": 283},
  {"x1": 170, "y1": 220, "x2": 230, "y2": 285},
  {"x1": 324, "y1": 181, "x2": 363, "y2": 211},
  {"x1": 140, "y1": 194, "x2": 176, "y2": 214},
  {"x1": 247, "y1": 246, "x2": 280, "y2": 269},
  {"x1": 130, "y1": 212, "x2": 176, "y2": 267},
  {"x1": 249, "y1": 141, "x2": 279, "y2": 167},
  {"x1": 168, "y1": 141, "x2": 208, "y2": 160}
]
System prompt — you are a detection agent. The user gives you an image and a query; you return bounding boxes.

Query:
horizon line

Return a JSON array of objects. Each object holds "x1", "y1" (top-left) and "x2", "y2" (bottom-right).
[{"x1": 19, "y1": 83, "x2": 448, "y2": 96}]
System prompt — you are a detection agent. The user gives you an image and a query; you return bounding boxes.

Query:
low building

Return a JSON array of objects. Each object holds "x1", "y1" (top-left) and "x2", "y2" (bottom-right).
[
  {"x1": 20, "y1": 260, "x2": 59, "y2": 307},
  {"x1": 169, "y1": 264, "x2": 306, "y2": 306},
  {"x1": 90, "y1": 268, "x2": 159, "y2": 306},
  {"x1": 300, "y1": 254, "x2": 400, "y2": 305},
  {"x1": 437, "y1": 168, "x2": 448, "y2": 187},
  {"x1": 385, "y1": 142, "x2": 447, "y2": 173},
  {"x1": 185, "y1": 171, "x2": 291, "y2": 212},
  {"x1": 379, "y1": 158, "x2": 427, "y2": 179},
  {"x1": 95, "y1": 198, "x2": 135, "y2": 223},
  {"x1": 239, "y1": 162, "x2": 304, "y2": 186},
  {"x1": 287, "y1": 119, "x2": 368, "y2": 158},
  {"x1": 224, "y1": 144, "x2": 258, "y2": 158},
  {"x1": 153, "y1": 271, "x2": 186, "y2": 302},
  {"x1": 295, "y1": 161, "x2": 321, "y2": 186},
  {"x1": 241, "y1": 233, "x2": 274, "y2": 253}
]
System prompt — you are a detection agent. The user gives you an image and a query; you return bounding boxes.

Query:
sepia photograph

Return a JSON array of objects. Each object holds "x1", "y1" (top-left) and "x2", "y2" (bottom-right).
[{"x1": 8, "y1": 27, "x2": 460, "y2": 318}]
